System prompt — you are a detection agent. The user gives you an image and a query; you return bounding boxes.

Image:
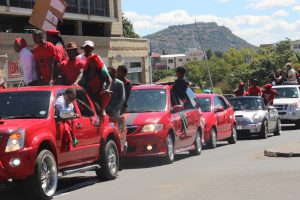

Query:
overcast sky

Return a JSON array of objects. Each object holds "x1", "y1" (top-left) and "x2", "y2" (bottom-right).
[{"x1": 123, "y1": 0, "x2": 300, "y2": 45}]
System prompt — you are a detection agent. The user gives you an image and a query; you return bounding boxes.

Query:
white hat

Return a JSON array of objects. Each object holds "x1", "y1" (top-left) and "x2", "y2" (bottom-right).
[{"x1": 82, "y1": 40, "x2": 94, "y2": 48}]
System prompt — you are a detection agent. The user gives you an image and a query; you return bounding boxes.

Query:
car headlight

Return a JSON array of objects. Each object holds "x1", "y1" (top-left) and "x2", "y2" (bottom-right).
[
  {"x1": 5, "y1": 130, "x2": 25, "y2": 153},
  {"x1": 290, "y1": 103, "x2": 299, "y2": 111},
  {"x1": 252, "y1": 114, "x2": 261, "y2": 123},
  {"x1": 141, "y1": 124, "x2": 164, "y2": 133}
]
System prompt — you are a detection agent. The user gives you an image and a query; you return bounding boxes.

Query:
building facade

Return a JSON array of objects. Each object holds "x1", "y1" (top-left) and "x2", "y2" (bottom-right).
[{"x1": 0, "y1": 0, "x2": 150, "y2": 87}]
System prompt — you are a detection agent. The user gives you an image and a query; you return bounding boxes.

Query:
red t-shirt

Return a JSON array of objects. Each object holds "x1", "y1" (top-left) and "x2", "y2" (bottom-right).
[
  {"x1": 262, "y1": 89, "x2": 277, "y2": 106},
  {"x1": 33, "y1": 42, "x2": 58, "y2": 84},
  {"x1": 247, "y1": 86, "x2": 262, "y2": 96},
  {"x1": 61, "y1": 58, "x2": 85, "y2": 85},
  {"x1": 0, "y1": 85, "x2": 5, "y2": 89},
  {"x1": 55, "y1": 43, "x2": 66, "y2": 62},
  {"x1": 234, "y1": 89, "x2": 248, "y2": 97}
]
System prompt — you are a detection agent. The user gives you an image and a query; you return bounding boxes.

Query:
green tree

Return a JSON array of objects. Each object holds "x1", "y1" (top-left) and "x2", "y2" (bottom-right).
[
  {"x1": 122, "y1": 15, "x2": 139, "y2": 38},
  {"x1": 152, "y1": 69, "x2": 175, "y2": 82}
]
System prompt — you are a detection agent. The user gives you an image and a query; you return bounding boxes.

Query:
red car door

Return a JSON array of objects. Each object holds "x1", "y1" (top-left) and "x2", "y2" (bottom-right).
[
  {"x1": 218, "y1": 96, "x2": 233, "y2": 137},
  {"x1": 213, "y1": 96, "x2": 227, "y2": 140},
  {"x1": 74, "y1": 90, "x2": 101, "y2": 162}
]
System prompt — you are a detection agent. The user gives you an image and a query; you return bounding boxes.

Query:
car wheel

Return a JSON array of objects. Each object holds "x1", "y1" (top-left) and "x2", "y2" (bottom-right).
[
  {"x1": 96, "y1": 140, "x2": 119, "y2": 181},
  {"x1": 163, "y1": 134, "x2": 175, "y2": 164},
  {"x1": 208, "y1": 128, "x2": 217, "y2": 149},
  {"x1": 274, "y1": 119, "x2": 281, "y2": 136},
  {"x1": 23, "y1": 150, "x2": 58, "y2": 200},
  {"x1": 189, "y1": 130, "x2": 202, "y2": 156},
  {"x1": 259, "y1": 120, "x2": 268, "y2": 139},
  {"x1": 228, "y1": 125, "x2": 237, "y2": 144}
]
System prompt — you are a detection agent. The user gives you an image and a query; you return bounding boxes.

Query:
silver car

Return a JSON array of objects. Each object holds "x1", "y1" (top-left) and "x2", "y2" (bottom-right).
[{"x1": 228, "y1": 97, "x2": 281, "y2": 139}]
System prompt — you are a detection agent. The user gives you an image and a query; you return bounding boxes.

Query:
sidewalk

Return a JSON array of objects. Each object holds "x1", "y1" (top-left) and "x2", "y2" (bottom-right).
[{"x1": 264, "y1": 140, "x2": 300, "y2": 157}]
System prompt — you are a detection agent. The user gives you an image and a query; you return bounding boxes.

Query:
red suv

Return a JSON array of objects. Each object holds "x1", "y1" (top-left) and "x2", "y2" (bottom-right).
[
  {"x1": 0, "y1": 86, "x2": 126, "y2": 200},
  {"x1": 196, "y1": 94, "x2": 237, "y2": 148},
  {"x1": 124, "y1": 84, "x2": 204, "y2": 163}
]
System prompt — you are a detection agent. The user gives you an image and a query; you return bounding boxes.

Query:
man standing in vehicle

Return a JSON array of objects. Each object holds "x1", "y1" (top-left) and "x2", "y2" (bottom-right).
[
  {"x1": 247, "y1": 79, "x2": 262, "y2": 96},
  {"x1": 32, "y1": 30, "x2": 59, "y2": 85},
  {"x1": 262, "y1": 84, "x2": 278, "y2": 106},
  {"x1": 285, "y1": 63, "x2": 298, "y2": 85},
  {"x1": 117, "y1": 65, "x2": 132, "y2": 114},
  {"x1": 14, "y1": 37, "x2": 39, "y2": 86},
  {"x1": 233, "y1": 82, "x2": 248, "y2": 97}
]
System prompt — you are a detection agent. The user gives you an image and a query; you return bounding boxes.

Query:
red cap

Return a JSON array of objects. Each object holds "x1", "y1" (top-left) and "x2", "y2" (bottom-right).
[
  {"x1": 46, "y1": 29, "x2": 60, "y2": 36},
  {"x1": 239, "y1": 82, "x2": 245, "y2": 86},
  {"x1": 15, "y1": 38, "x2": 27, "y2": 48},
  {"x1": 264, "y1": 83, "x2": 272, "y2": 88}
]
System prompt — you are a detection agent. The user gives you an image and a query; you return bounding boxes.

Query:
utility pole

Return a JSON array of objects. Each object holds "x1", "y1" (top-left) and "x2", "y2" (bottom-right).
[{"x1": 194, "y1": 20, "x2": 214, "y2": 93}]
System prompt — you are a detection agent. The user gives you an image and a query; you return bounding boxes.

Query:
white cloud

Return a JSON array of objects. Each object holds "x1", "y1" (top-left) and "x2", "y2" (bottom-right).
[
  {"x1": 124, "y1": 10, "x2": 300, "y2": 46},
  {"x1": 246, "y1": 0, "x2": 297, "y2": 9},
  {"x1": 216, "y1": 0, "x2": 230, "y2": 3},
  {"x1": 293, "y1": 5, "x2": 300, "y2": 12},
  {"x1": 273, "y1": 10, "x2": 289, "y2": 17}
]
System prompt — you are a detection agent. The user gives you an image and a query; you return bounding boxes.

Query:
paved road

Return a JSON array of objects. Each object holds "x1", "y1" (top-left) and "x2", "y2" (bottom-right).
[{"x1": 2, "y1": 125, "x2": 300, "y2": 200}]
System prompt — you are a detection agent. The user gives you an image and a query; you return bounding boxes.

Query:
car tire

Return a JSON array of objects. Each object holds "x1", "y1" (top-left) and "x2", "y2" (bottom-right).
[
  {"x1": 228, "y1": 125, "x2": 237, "y2": 144},
  {"x1": 96, "y1": 140, "x2": 119, "y2": 181},
  {"x1": 23, "y1": 150, "x2": 58, "y2": 200},
  {"x1": 274, "y1": 119, "x2": 281, "y2": 136},
  {"x1": 259, "y1": 120, "x2": 268, "y2": 139},
  {"x1": 189, "y1": 130, "x2": 202, "y2": 156},
  {"x1": 208, "y1": 128, "x2": 217, "y2": 149},
  {"x1": 163, "y1": 134, "x2": 175, "y2": 164}
]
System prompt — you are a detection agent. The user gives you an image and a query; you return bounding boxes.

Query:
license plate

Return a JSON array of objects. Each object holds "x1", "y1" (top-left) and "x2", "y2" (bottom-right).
[{"x1": 237, "y1": 125, "x2": 243, "y2": 130}]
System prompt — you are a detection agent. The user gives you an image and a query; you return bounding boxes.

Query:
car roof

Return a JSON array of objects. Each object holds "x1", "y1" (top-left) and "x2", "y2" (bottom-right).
[
  {"x1": 0, "y1": 85, "x2": 81, "y2": 93},
  {"x1": 229, "y1": 96, "x2": 261, "y2": 100},
  {"x1": 132, "y1": 84, "x2": 171, "y2": 90},
  {"x1": 196, "y1": 93, "x2": 219, "y2": 98}
]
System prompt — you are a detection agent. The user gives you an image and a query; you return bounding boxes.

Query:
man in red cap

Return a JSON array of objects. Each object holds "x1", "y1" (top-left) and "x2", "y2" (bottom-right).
[
  {"x1": 233, "y1": 82, "x2": 248, "y2": 97},
  {"x1": 32, "y1": 30, "x2": 60, "y2": 85},
  {"x1": 14, "y1": 37, "x2": 38, "y2": 86},
  {"x1": 60, "y1": 42, "x2": 85, "y2": 85},
  {"x1": 262, "y1": 84, "x2": 278, "y2": 106},
  {"x1": 46, "y1": 29, "x2": 66, "y2": 62}
]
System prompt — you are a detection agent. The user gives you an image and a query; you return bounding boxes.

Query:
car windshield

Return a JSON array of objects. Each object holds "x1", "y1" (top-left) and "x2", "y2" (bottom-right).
[
  {"x1": 273, "y1": 87, "x2": 299, "y2": 98},
  {"x1": 0, "y1": 91, "x2": 51, "y2": 119},
  {"x1": 197, "y1": 97, "x2": 211, "y2": 112},
  {"x1": 228, "y1": 98, "x2": 264, "y2": 111},
  {"x1": 127, "y1": 89, "x2": 167, "y2": 113}
]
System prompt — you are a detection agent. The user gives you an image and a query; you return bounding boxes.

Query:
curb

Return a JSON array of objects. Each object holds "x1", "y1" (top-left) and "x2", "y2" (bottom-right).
[{"x1": 264, "y1": 150, "x2": 300, "y2": 157}]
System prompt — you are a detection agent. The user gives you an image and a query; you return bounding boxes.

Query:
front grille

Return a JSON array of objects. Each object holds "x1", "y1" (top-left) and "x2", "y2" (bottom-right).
[
  {"x1": 235, "y1": 117, "x2": 252, "y2": 125},
  {"x1": 126, "y1": 126, "x2": 138, "y2": 135},
  {"x1": 274, "y1": 104, "x2": 289, "y2": 111}
]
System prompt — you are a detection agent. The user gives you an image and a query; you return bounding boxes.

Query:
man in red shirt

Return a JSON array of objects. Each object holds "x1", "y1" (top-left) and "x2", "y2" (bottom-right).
[
  {"x1": 32, "y1": 30, "x2": 59, "y2": 85},
  {"x1": 262, "y1": 84, "x2": 278, "y2": 106},
  {"x1": 60, "y1": 42, "x2": 85, "y2": 85},
  {"x1": 247, "y1": 79, "x2": 262, "y2": 96},
  {"x1": 233, "y1": 82, "x2": 248, "y2": 97},
  {"x1": 46, "y1": 29, "x2": 66, "y2": 63}
]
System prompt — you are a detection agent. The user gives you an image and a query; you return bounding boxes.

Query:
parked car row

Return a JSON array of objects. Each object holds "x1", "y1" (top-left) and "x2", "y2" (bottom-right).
[{"x1": 0, "y1": 84, "x2": 284, "y2": 200}]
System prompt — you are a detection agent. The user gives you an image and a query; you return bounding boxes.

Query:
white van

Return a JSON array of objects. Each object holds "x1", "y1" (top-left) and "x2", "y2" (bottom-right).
[{"x1": 273, "y1": 85, "x2": 300, "y2": 128}]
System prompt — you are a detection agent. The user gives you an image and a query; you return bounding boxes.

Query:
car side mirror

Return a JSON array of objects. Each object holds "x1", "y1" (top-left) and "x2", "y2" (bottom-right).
[
  {"x1": 215, "y1": 107, "x2": 224, "y2": 113},
  {"x1": 59, "y1": 109, "x2": 75, "y2": 119},
  {"x1": 172, "y1": 105, "x2": 184, "y2": 113}
]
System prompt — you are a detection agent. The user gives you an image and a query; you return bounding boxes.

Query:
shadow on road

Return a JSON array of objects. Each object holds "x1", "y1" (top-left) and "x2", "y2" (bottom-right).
[{"x1": 0, "y1": 176, "x2": 100, "y2": 200}]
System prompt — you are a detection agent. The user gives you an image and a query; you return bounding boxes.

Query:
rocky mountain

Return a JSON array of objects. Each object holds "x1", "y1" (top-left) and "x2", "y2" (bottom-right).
[{"x1": 144, "y1": 22, "x2": 256, "y2": 54}]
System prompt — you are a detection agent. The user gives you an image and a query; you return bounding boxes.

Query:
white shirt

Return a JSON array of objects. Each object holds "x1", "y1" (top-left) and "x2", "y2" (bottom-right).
[
  {"x1": 55, "y1": 95, "x2": 74, "y2": 112},
  {"x1": 20, "y1": 47, "x2": 38, "y2": 84},
  {"x1": 287, "y1": 68, "x2": 298, "y2": 84}
]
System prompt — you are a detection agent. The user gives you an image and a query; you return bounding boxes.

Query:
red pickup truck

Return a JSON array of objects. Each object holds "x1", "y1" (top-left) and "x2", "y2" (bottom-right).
[{"x1": 0, "y1": 86, "x2": 126, "y2": 200}]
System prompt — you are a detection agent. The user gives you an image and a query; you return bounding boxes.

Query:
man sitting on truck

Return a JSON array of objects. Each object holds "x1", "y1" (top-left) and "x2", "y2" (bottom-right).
[{"x1": 55, "y1": 89, "x2": 78, "y2": 151}]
